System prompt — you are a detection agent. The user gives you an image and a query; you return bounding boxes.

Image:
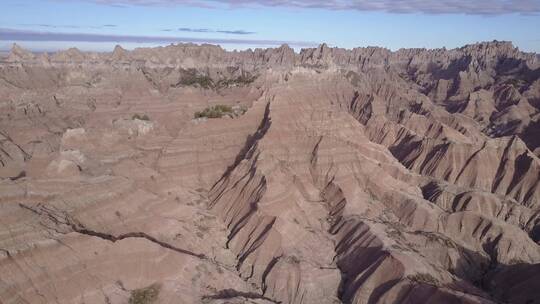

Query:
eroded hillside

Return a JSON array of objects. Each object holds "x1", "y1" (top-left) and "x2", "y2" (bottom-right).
[{"x1": 1, "y1": 41, "x2": 539, "y2": 304}]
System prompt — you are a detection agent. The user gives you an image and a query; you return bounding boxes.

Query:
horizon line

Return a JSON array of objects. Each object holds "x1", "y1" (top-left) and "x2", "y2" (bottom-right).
[{"x1": 3, "y1": 40, "x2": 539, "y2": 57}]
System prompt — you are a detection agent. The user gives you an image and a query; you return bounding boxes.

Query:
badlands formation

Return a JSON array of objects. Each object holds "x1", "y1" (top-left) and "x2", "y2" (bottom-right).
[{"x1": 0, "y1": 41, "x2": 540, "y2": 304}]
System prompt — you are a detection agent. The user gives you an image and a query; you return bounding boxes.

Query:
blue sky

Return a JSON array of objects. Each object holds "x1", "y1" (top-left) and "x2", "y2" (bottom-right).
[{"x1": 1, "y1": 0, "x2": 540, "y2": 52}]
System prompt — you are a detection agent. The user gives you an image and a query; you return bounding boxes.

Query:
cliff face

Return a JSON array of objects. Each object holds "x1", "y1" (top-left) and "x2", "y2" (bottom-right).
[{"x1": 0, "y1": 41, "x2": 539, "y2": 304}]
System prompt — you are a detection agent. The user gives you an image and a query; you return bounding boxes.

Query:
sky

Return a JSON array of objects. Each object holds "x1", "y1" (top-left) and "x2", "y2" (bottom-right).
[{"x1": 1, "y1": 0, "x2": 540, "y2": 53}]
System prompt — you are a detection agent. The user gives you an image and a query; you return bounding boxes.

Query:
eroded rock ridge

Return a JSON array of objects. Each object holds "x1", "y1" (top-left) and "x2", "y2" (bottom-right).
[{"x1": 1, "y1": 41, "x2": 539, "y2": 303}]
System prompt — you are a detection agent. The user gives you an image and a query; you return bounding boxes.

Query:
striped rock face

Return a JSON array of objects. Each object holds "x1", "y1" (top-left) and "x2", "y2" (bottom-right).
[{"x1": 0, "y1": 42, "x2": 539, "y2": 304}]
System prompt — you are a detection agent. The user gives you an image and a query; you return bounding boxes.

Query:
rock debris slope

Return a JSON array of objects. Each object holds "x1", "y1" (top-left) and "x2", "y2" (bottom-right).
[{"x1": 0, "y1": 41, "x2": 539, "y2": 304}]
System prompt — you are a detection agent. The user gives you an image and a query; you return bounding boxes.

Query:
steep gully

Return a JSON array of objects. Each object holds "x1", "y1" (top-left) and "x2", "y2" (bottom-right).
[{"x1": 343, "y1": 87, "x2": 540, "y2": 301}]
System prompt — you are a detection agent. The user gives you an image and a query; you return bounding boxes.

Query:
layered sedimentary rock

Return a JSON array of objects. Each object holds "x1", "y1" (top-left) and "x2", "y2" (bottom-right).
[{"x1": 0, "y1": 41, "x2": 539, "y2": 303}]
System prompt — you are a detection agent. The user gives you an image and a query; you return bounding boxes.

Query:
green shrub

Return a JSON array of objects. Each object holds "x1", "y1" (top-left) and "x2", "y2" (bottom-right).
[
  {"x1": 179, "y1": 74, "x2": 214, "y2": 89},
  {"x1": 194, "y1": 105, "x2": 234, "y2": 119},
  {"x1": 129, "y1": 283, "x2": 161, "y2": 304},
  {"x1": 176, "y1": 69, "x2": 257, "y2": 90},
  {"x1": 213, "y1": 105, "x2": 233, "y2": 113},
  {"x1": 177, "y1": 69, "x2": 214, "y2": 89},
  {"x1": 407, "y1": 273, "x2": 439, "y2": 286},
  {"x1": 216, "y1": 74, "x2": 257, "y2": 88},
  {"x1": 132, "y1": 113, "x2": 150, "y2": 121},
  {"x1": 286, "y1": 255, "x2": 301, "y2": 264}
]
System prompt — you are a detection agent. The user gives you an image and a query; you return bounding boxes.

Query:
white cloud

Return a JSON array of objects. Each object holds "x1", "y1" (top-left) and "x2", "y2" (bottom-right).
[
  {"x1": 0, "y1": 27, "x2": 315, "y2": 47},
  {"x1": 82, "y1": 0, "x2": 540, "y2": 15}
]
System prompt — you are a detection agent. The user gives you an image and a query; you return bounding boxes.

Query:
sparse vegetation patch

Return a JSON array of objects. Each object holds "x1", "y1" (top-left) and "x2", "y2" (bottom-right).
[
  {"x1": 176, "y1": 69, "x2": 257, "y2": 90},
  {"x1": 216, "y1": 74, "x2": 257, "y2": 88},
  {"x1": 194, "y1": 104, "x2": 247, "y2": 119},
  {"x1": 407, "y1": 273, "x2": 439, "y2": 286},
  {"x1": 129, "y1": 283, "x2": 161, "y2": 304},
  {"x1": 179, "y1": 73, "x2": 214, "y2": 89},
  {"x1": 132, "y1": 113, "x2": 150, "y2": 121}
]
